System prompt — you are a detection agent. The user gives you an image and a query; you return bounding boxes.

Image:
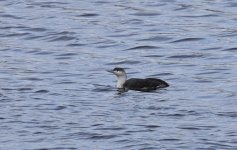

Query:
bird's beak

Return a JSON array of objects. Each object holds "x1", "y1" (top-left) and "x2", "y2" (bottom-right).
[{"x1": 107, "y1": 70, "x2": 114, "y2": 73}]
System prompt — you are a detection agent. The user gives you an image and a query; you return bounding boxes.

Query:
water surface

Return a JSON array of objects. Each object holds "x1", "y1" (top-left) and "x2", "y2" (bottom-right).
[{"x1": 0, "y1": 0, "x2": 237, "y2": 149}]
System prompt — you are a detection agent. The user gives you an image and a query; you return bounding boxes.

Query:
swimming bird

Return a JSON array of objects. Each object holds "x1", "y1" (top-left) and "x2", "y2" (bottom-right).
[{"x1": 107, "y1": 67, "x2": 169, "y2": 92}]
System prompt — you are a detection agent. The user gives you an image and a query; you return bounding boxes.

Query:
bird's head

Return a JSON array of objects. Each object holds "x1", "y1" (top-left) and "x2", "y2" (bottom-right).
[{"x1": 107, "y1": 67, "x2": 126, "y2": 77}]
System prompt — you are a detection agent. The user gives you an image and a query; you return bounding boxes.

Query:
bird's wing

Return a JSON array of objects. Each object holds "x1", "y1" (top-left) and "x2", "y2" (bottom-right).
[{"x1": 145, "y1": 78, "x2": 169, "y2": 88}]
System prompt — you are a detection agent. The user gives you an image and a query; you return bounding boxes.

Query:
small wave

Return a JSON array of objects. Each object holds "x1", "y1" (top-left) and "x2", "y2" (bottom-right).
[
  {"x1": 21, "y1": 77, "x2": 43, "y2": 81},
  {"x1": 222, "y1": 47, "x2": 237, "y2": 51},
  {"x1": 171, "y1": 38, "x2": 204, "y2": 43},
  {"x1": 4, "y1": 32, "x2": 30, "y2": 37},
  {"x1": 89, "y1": 134, "x2": 117, "y2": 140},
  {"x1": 35, "y1": 90, "x2": 49, "y2": 93},
  {"x1": 55, "y1": 53, "x2": 78, "y2": 56},
  {"x1": 49, "y1": 36, "x2": 75, "y2": 42},
  {"x1": 1, "y1": 14, "x2": 22, "y2": 19},
  {"x1": 132, "y1": 12, "x2": 161, "y2": 16},
  {"x1": 92, "y1": 84, "x2": 114, "y2": 92},
  {"x1": 143, "y1": 55, "x2": 163, "y2": 58},
  {"x1": 168, "y1": 54, "x2": 203, "y2": 58},
  {"x1": 78, "y1": 13, "x2": 99, "y2": 17},
  {"x1": 180, "y1": 14, "x2": 218, "y2": 18},
  {"x1": 138, "y1": 36, "x2": 172, "y2": 42},
  {"x1": 17, "y1": 88, "x2": 33, "y2": 91},
  {"x1": 106, "y1": 60, "x2": 141, "y2": 65},
  {"x1": 217, "y1": 112, "x2": 237, "y2": 117},
  {"x1": 125, "y1": 46, "x2": 159, "y2": 51},
  {"x1": 54, "y1": 106, "x2": 67, "y2": 110},
  {"x1": 22, "y1": 27, "x2": 47, "y2": 32}
]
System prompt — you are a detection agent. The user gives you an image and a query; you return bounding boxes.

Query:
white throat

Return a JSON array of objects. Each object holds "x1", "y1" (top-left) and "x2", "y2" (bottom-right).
[{"x1": 116, "y1": 75, "x2": 127, "y2": 89}]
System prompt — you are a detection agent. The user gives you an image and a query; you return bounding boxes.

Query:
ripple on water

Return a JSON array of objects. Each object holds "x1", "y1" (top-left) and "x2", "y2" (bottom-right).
[
  {"x1": 222, "y1": 47, "x2": 237, "y2": 52},
  {"x1": 106, "y1": 60, "x2": 141, "y2": 65},
  {"x1": 217, "y1": 112, "x2": 237, "y2": 118},
  {"x1": 171, "y1": 38, "x2": 205, "y2": 43},
  {"x1": 138, "y1": 36, "x2": 172, "y2": 42},
  {"x1": 34, "y1": 90, "x2": 49, "y2": 93},
  {"x1": 125, "y1": 46, "x2": 159, "y2": 51},
  {"x1": 77, "y1": 13, "x2": 99, "y2": 17},
  {"x1": 168, "y1": 53, "x2": 204, "y2": 59}
]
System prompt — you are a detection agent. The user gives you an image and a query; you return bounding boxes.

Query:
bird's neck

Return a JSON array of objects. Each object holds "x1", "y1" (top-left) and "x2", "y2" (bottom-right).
[{"x1": 117, "y1": 75, "x2": 127, "y2": 89}]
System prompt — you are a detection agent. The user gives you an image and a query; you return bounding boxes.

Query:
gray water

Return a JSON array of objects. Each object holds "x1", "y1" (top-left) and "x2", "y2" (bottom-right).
[{"x1": 1, "y1": 0, "x2": 237, "y2": 149}]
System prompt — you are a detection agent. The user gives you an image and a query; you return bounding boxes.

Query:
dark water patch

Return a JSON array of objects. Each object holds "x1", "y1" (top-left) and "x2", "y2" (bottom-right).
[
  {"x1": 108, "y1": 33, "x2": 138, "y2": 37},
  {"x1": 125, "y1": 46, "x2": 159, "y2": 51},
  {"x1": 1, "y1": 14, "x2": 22, "y2": 19},
  {"x1": 159, "y1": 138, "x2": 181, "y2": 141},
  {"x1": 21, "y1": 77, "x2": 43, "y2": 81},
  {"x1": 168, "y1": 53, "x2": 203, "y2": 59},
  {"x1": 158, "y1": 113, "x2": 186, "y2": 117},
  {"x1": 138, "y1": 36, "x2": 172, "y2": 42},
  {"x1": 3, "y1": 32, "x2": 31, "y2": 37},
  {"x1": 17, "y1": 88, "x2": 33, "y2": 91},
  {"x1": 196, "y1": 71, "x2": 219, "y2": 75},
  {"x1": 48, "y1": 31, "x2": 75, "y2": 36},
  {"x1": 95, "y1": 126, "x2": 126, "y2": 131},
  {"x1": 48, "y1": 36, "x2": 75, "y2": 42},
  {"x1": 44, "y1": 31, "x2": 76, "y2": 42},
  {"x1": 202, "y1": 141, "x2": 234, "y2": 149},
  {"x1": 227, "y1": 2, "x2": 237, "y2": 7},
  {"x1": 67, "y1": 43, "x2": 86, "y2": 47},
  {"x1": 26, "y1": 49, "x2": 52, "y2": 55},
  {"x1": 77, "y1": 13, "x2": 99, "y2": 17},
  {"x1": 143, "y1": 54, "x2": 163, "y2": 58},
  {"x1": 149, "y1": 73, "x2": 173, "y2": 77},
  {"x1": 106, "y1": 60, "x2": 141, "y2": 65},
  {"x1": 0, "y1": 25, "x2": 26, "y2": 30},
  {"x1": 92, "y1": 85, "x2": 115, "y2": 92},
  {"x1": 23, "y1": 35, "x2": 45, "y2": 40},
  {"x1": 126, "y1": 18, "x2": 144, "y2": 24},
  {"x1": 223, "y1": 47, "x2": 237, "y2": 51},
  {"x1": 171, "y1": 38, "x2": 204, "y2": 43},
  {"x1": 97, "y1": 44, "x2": 120, "y2": 48},
  {"x1": 55, "y1": 53, "x2": 78, "y2": 57},
  {"x1": 143, "y1": 125, "x2": 161, "y2": 128},
  {"x1": 146, "y1": 106, "x2": 173, "y2": 110},
  {"x1": 193, "y1": 78, "x2": 213, "y2": 83},
  {"x1": 22, "y1": 27, "x2": 47, "y2": 32},
  {"x1": 127, "y1": 129, "x2": 153, "y2": 133},
  {"x1": 182, "y1": 125, "x2": 216, "y2": 130},
  {"x1": 174, "y1": 4, "x2": 192, "y2": 11},
  {"x1": 217, "y1": 112, "x2": 237, "y2": 118},
  {"x1": 35, "y1": 90, "x2": 49, "y2": 93},
  {"x1": 54, "y1": 106, "x2": 67, "y2": 110},
  {"x1": 55, "y1": 81, "x2": 75, "y2": 84},
  {"x1": 1, "y1": 88, "x2": 16, "y2": 91},
  {"x1": 210, "y1": 68, "x2": 229, "y2": 71},
  {"x1": 94, "y1": 1, "x2": 111, "y2": 4},
  {"x1": 132, "y1": 12, "x2": 161, "y2": 16},
  {"x1": 54, "y1": 56, "x2": 72, "y2": 60},
  {"x1": 89, "y1": 134, "x2": 117, "y2": 140},
  {"x1": 29, "y1": 1, "x2": 69, "y2": 5},
  {"x1": 31, "y1": 147, "x2": 77, "y2": 150},
  {"x1": 28, "y1": 1, "x2": 69, "y2": 9},
  {"x1": 177, "y1": 126, "x2": 201, "y2": 130},
  {"x1": 35, "y1": 51, "x2": 55, "y2": 55},
  {"x1": 201, "y1": 47, "x2": 222, "y2": 51},
  {"x1": 181, "y1": 14, "x2": 218, "y2": 18}
]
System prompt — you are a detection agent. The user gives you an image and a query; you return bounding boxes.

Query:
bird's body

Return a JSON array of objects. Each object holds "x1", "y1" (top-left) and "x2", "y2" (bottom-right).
[{"x1": 108, "y1": 67, "x2": 169, "y2": 92}]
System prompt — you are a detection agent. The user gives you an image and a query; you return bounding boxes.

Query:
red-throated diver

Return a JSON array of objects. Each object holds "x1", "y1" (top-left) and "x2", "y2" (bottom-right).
[{"x1": 107, "y1": 67, "x2": 169, "y2": 92}]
